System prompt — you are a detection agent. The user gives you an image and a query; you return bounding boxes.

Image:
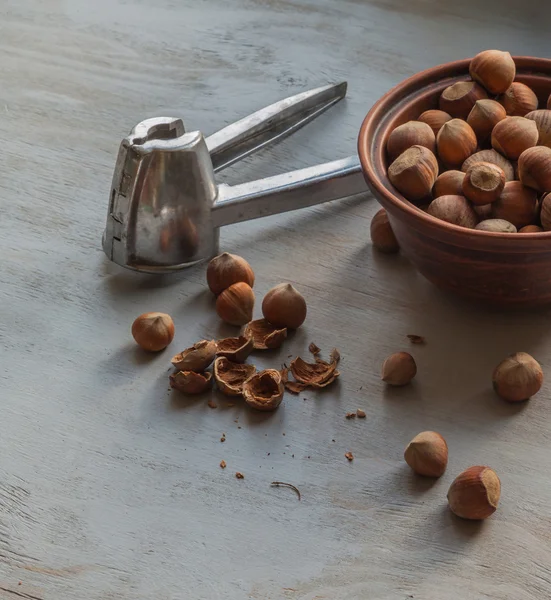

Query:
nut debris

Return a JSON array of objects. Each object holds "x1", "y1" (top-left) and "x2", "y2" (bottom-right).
[
  {"x1": 356, "y1": 409, "x2": 366, "y2": 418},
  {"x1": 407, "y1": 334, "x2": 426, "y2": 344},
  {"x1": 345, "y1": 452, "x2": 354, "y2": 462},
  {"x1": 220, "y1": 460, "x2": 227, "y2": 469},
  {"x1": 207, "y1": 399, "x2": 218, "y2": 409},
  {"x1": 345, "y1": 412, "x2": 356, "y2": 420},
  {"x1": 242, "y1": 319, "x2": 287, "y2": 350},
  {"x1": 271, "y1": 481, "x2": 301, "y2": 501},
  {"x1": 282, "y1": 347, "x2": 341, "y2": 394},
  {"x1": 170, "y1": 371, "x2": 212, "y2": 394},
  {"x1": 216, "y1": 335, "x2": 254, "y2": 363},
  {"x1": 171, "y1": 339, "x2": 217, "y2": 371},
  {"x1": 235, "y1": 472, "x2": 245, "y2": 479},
  {"x1": 214, "y1": 357, "x2": 256, "y2": 397}
]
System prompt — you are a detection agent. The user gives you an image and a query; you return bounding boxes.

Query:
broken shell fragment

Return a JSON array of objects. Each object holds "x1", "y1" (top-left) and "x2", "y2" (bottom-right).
[
  {"x1": 283, "y1": 347, "x2": 340, "y2": 393},
  {"x1": 169, "y1": 371, "x2": 212, "y2": 394},
  {"x1": 213, "y1": 357, "x2": 256, "y2": 396},
  {"x1": 242, "y1": 319, "x2": 287, "y2": 350},
  {"x1": 216, "y1": 335, "x2": 254, "y2": 363},
  {"x1": 242, "y1": 369, "x2": 285, "y2": 411},
  {"x1": 171, "y1": 339, "x2": 218, "y2": 371}
]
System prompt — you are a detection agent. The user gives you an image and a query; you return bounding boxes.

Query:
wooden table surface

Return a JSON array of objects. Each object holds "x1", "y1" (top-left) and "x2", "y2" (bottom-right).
[{"x1": 3, "y1": 0, "x2": 551, "y2": 598}]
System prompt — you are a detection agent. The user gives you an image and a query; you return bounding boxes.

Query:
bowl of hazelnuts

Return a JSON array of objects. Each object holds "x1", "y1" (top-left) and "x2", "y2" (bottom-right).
[{"x1": 359, "y1": 51, "x2": 551, "y2": 307}]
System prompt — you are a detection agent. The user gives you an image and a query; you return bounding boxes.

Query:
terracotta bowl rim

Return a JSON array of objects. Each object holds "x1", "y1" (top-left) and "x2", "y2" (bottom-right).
[{"x1": 358, "y1": 55, "x2": 551, "y2": 242}]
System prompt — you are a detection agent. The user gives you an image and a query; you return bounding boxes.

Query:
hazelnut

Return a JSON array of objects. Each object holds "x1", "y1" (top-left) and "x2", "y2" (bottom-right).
[
  {"x1": 262, "y1": 283, "x2": 306, "y2": 329},
  {"x1": 519, "y1": 224, "x2": 543, "y2": 233},
  {"x1": 216, "y1": 335, "x2": 254, "y2": 363},
  {"x1": 469, "y1": 50, "x2": 515, "y2": 94},
  {"x1": 370, "y1": 208, "x2": 399, "y2": 253},
  {"x1": 242, "y1": 319, "x2": 287, "y2": 350},
  {"x1": 548, "y1": 92, "x2": 551, "y2": 110},
  {"x1": 447, "y1": 466, "x2": 501, "y2": 520},
  {"x1": 206, "y1": 252, "x2": 255, "y2": 296},
  {"x1": 171, "y1": 339, "x2": 217, "y2": 371},
  {"x1": 387, "y1": 146, "x2": 439, "y2": 201},
  {"x1": 418, "y1": 109, "x2": 452, "y2": 135},
  {"x1": 498, "y1": 82, "x2": 538, "y2": 116},
  {"x1": 436, "y1": 119, "x2": 477, "y2": 167},
  {"x1": 466, "y1": 99, "x2": 507, "y2": 143},
  {"x1": 215, "y1": 282, "x2": 255, "y2": 326},
  {"x1": 475, "y1": 219, "x2": 516, "y2": 233},
  {"x1": 541, "y1": 192, "x2": 551, "y2": 230},
  {"x1": 462, "y1": 162, "x2": 505, "y2": 205},
  {"x1": 213, "y1": 357, "x2": 256, "y2": 396},
  {"x1": 427, "y1": 195, "x2": 478, "y2": 229},
  {"x1": 386, "y1": 121, "x2": 436, "y2": 161},
  {"x1": 462, "y1": 149, "x2": 515, "y2": 182},
  {"x1": 490, "y1": 181, "x2": 537, "y2": 228},
  {"x1": 473, "y1": 203, "x2": 493, "y2": 220},
  {"x1": 433, "y1": 170, "x2": 465, "y2": 198},
  {"x1": 131, "y1": 312, "x2": 175, "y2": 352},
  {"x1": 404, "y1": 431, "x2": 448, "y2": 477},
  {"x1": 493, "y1": 351, "x2": 543, "y2": 402},
  {"x1": 525, "y1": 110, "x2": 551, "y2": 147},
  {"x1": 518, "y1": 146, "x2": 551, "y2": 192},
  {"x1": 491, "y1": 116, "x2": 538, "y2": 160},
  {"x1": 381, "y1": 351, "x2": 416, "y2": 386},
  {"x1": 438, "y1": 81, "x2": 488, "y2": 120},
  {"x1": 242, "y1": 369, "x2": 284, "y2": 411},
  {"x1": 170, "y1": 370, "x2": 212, "y2": 394}
]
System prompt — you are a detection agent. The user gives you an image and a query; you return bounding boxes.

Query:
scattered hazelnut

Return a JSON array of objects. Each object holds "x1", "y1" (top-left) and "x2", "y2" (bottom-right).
[
  {"x1": 169, "y1": 371, "x2": 212, "y2": 394},
  {"x1": 387, "y1": 145, "x2": 439, "y2": 201},
  {"x1": 447, "y1": 466, "x2": 501, "y2": 520},
  {"x1": 216, "y1": 282, "x2": 255, "y2": 326},
  {"x1": 426, "y1": 195, "x2": 478, "y2": 229},
  {"x1": 433, "y1": 170, "x2": 465, "y2": 198},
  {"x1": 381, "y1": 351, "x2": 417, "y2": 386},
  {"x1": 404, "y1": 431, "x2": 448, "y2": 477},
  {"x1": 498, "y1": 82, "x2": 538, "y2": 117},
  {"x1": 418, "y1": 109, "x2": 452, "y2": 135},
  {"x1": 525, "y1": 110, "x2": 551, "y2": 147},
  {"x1": 216, "y1": 335, "x2": 254, "y2": 363},
  {"x1": 436, "y1": 119, "x2": 477, "y2": 167},
  {"x1": 491, "y1": 116, "x2": 538, "y2": 160},
  {"x1": 518, "y1": 146, "x2": 551, "y2": 192},
  {"x1": 541, "y1": 193, "x2": 551, "y2": 230},
  {"x1": 242, "y1": 319, "x2": 287, "y2": 350},
  {"x1": 490, "y1": 181, "x2": 538, "y2": 228},
  {"x1": 262, "y1": 283, "x2": 307, "y2": 329},
  {"x1": 492, "y1": 351, "x2": 543, "y2": 402},
  {"x1": 213, "y1": 357, "x2": 256, "y2": 396},
  {"x1": 242, "y1": 369, "x2": 285, "y2": 411},
  {"x1": 206, "y1": 252, "x2": 255, "y2": 296},
  {"x1": 475, "y1": 219, "x2": 516, "y2": 233},
  {"x1": 466, "y1": 99, "x2": 507, "y2": 143},
  {"x1": 462, "y1": 162, "x2": 505, "y2": 205},
  {"x1": 386, "y1": 121, "x2": 436, "y2": 161},
  {"x1": 131, "y1": 312, "x2": 175, "y2": 352},
  {"x1": 171, "y1": 339, "x2": 217, "y2": 371},
  {"x1": 461, "y1": 149, "x2": 515, "y2": 182},
  {"x1": 370, "y1": 208, "x2": 399, "y2": 253},
  {"x1": 438, "y1": 81, "x2": 488, "y2": 120},
  {"x1": 469, "y1": 50, "x2": 515, "y2": 94},
  {"x1": 519, "y1": 224, "x2": 543, "y2": 233}
]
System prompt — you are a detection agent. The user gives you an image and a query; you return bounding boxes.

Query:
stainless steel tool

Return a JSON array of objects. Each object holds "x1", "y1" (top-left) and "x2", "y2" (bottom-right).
[{"x1": 102, "y1": 82, "x2": 365, "y2": 273}]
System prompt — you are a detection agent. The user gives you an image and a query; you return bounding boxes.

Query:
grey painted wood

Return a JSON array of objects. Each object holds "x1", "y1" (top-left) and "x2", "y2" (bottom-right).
[{"x1": 2, "y1": 0, "x2": 551, "y2": 598}]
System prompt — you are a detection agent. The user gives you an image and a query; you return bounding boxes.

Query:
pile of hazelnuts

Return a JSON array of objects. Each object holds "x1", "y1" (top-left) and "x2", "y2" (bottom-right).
[{"x1": 385, "y1": 49, "x2": 551, "y2": 234}]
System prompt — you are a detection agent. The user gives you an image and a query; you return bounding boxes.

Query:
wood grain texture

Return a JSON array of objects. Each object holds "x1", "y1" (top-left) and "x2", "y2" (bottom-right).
[{"x1": 2, "y1": 0, "x2": 551, "y2": 598}]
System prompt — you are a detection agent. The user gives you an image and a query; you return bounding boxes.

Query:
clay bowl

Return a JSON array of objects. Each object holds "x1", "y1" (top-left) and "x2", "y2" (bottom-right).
[{"x1": 359, "y1": 56, "x2": 551, "y2": 308}]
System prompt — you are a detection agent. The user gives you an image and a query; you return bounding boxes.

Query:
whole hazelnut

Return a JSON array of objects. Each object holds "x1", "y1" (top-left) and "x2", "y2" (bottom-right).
[
  {"x1": 381, "y1": 352, "x2": 416, "y2": 386},
  {"x1": 447, "y1": 466, "x2": 501, "y2": 520},
  {"x1": 262, "y1": 283, "x2": 307, "y2": 329},
  {"x1": 131, "y1": 312, "x2": 175, "y2": 352},
  {"x1": 386, "y1": 121, "x2": 436, "y2": 161},
  {"x1": 462, "y1": 162, "x2": 505, "y2": 205},
  {"x1": 418, "y1": 109, "x2": 452, "y2": 135},
  {"x1": 498, "y1": 82, "x2": 538, "y2": 116},
  {"x1": 473, "y1": 203, "x2": 493, "y2": 220},
  {"x1": 541, "y1": 192, "x2": 551, "y2": 230},
  {"x1": 519, "y1": 224, "x2": 543, "y2": 233},
  {"x1": 433, "y1": 170, "x2": 465, "y2": 198},
  {"x1": 525, "y1": 110, "x2": 551, "y2": 148},
  {"x1": 490, "y1": 181, "x2": 537, "y2": 228},
  {"x1": 436, "y1": 119, "x2": 477, "y2": 167},
  {"x1": 427, "y1": 195, "x2": 478, "y2": 229},
  {"x1": 438, "y1": 81, "x2": 488, "y2": 120},
  {"x1": 469, "y1": 50, "x2": 515, "y2": 94},
  {"x1": 493, "y1": 351, "x2": 543, "y2": 402},
  {"x1": 370, "y1": 208, "x2": 399, "y2": 253},
  {"x1": 387, "y1": 146, "x2": 439, "y2": 201},
  {"x1": 475, "y1": 219, "x2": 516, "y2": 233},
  {"x1": 466, "y1": 99, "x2": 507, "y2": 143},
  {"x1": 462, "y1": 149, "x2": 515, "y2": 182},
  {"x1": 491, "y1": 116, "x2": 538, "y2": 160},
  {"x1": 215, "y1": 282, "x2": 255, "y2": 326},
  {"x1": 206, "y1": 252, "x2": 255, "y2": 296},
  {"x1": 518, "y1": 146, "x2": 551, "y2": 192},
  {"x1": 404, "y1": 431, "x2": 448, "y2": 477}
]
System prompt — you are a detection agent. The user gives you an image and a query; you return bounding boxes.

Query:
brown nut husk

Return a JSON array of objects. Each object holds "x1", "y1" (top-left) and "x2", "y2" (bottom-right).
[
  {"x1": 462, "y1": 162, "x2": 505, "y2": 205},
  {"x1": 131, "y1": 312, "x2": 175, "y2": 352},
  {"x1": 491, "y1": 181, "x2": 538, "y2": 228},
  {"x1": 283, "y1": 348, "x2": 341, "y2": 393},
  {"x1": 370, "y1": 208, "x2": 399, "y2": 253},
  {"x1": 242, "y1": 319, "x2": 287, "y2": 350},
  {"x1": 436, "y1": 119, "x2": 477, "y2": 167},
  {"x1": 215, "y1": 282, "x2": 255, "y2": 326},
  {"x1": 386, "y1": 121, "x2": 436, "y2": 161},
  {"x1": 438, "y1": 81, "x2": 488, "y2": 120},
  {"x1": 475, "y1": 219, "x2": 517, "y2": 233},
  {"x1": 541, "y1": 193, "x2": 551, "y2": 230},
  {"x1": 170, "y1": 371, "x2": 212, "y2": 394},
  {"x1": 262, "y1": 283, "x2": 307, "y2": 329},
  {"x1": 418, "y1": 109, "x2": 452, "y2": 135},
  {"x1": 206, "y1": 252, "x2": 255, "y2": 295},
  {"x1": 404, "y1": 431, "x2": 448, "y2": 477},
  {"x1": 491, "y1": 116, "x2": 538, "y2": 160},
  {"x1": 432, "y1": 170, "x2": 465, "y2": 198},
  {"x1": 518, "y1": 146, "x2": 551, "y2": 192},
  {"x1": 215, "y1": 335, "x2": 254, "y2": 363},
  {"x1": 461, "y1": 149, "x2": 515, "y2": 182},
  {"x1": 387, "y1": 145, "x2": 439, "y2": 201},
  {"x1": 242, "y1": 369, "x2": 284, "y2": 411},
  {"x1": 213, "y1": 357, "x2": 256, "y2": 396},
  {"x1": 381, "y1": 352, "x2": 416, "y2": 386},
  {"x1": 426, "y1": 195, "x2": 478, "y2": 229},
  {"x1": 469, "y1": 50, "x2": 515, "y2": 95},
  {"x1": 447, "y1": 466, "x2": 501, "y2": 520},
  {"x1": 466, "y1": 99, "x2": 507, "y2": 143},
  {"x1": 519, "y1": 224, "x2": 543, "y2": 233},
  {"x1": 525, "y1": 110, "x2": 551, "y2": 148},
  {"x1": 498, "y1": 82, "x2": 538, "y2": 117},
  {"x1": 492, "y1": 351, "x2": 543, "y2": 402},
  {"x1": 171, "y1": 340, "x2": 217, "y2": 371}
]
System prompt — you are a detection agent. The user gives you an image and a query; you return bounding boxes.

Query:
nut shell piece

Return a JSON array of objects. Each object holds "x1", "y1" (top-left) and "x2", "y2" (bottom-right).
[
  {"x1": 170, "y1": 371, "x2": 212, "y2": 394},
  {"x1": 242, "y1": 369, "x2": 284, "y2": 411},
  {"x1": 242, "y1": 319, "x2": 287, "y2": 350},
  {"x1": 171, "y1": 340, "x2": 217, "y2": 371},
  {"x1": 215, "y1": 335, "x2": 254, "y2": 363},
  {"x1": 214, "y1": 357, "x2": 256, "y2": 396}
]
